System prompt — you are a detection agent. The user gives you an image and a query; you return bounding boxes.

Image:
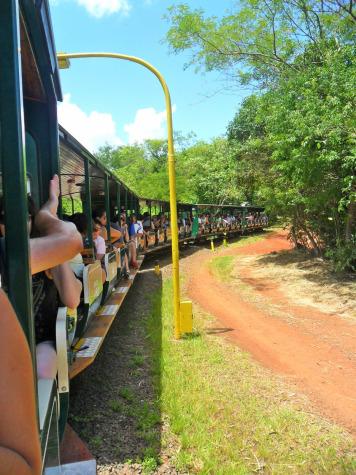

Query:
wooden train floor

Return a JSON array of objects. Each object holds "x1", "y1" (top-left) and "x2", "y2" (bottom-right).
[{"x1": 69, "y1": 257, "x2": 145, "y2": 379}]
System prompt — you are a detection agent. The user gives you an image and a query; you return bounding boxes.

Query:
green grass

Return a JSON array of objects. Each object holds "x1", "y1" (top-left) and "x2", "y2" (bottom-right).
[
  {"x1": 130, "y1": 354, "x2": 145, "y2": 367},
  {"x1": 145, "y1": 279, "x2": 356, "y2": 474},
  {"x1": 209, "y1": 255, "x2": 235, "y2": 281},
  {"x1": 209, "y1": 233, "x2": 268, "y2": 282},
  {"x1": 89, "y1": 435, "x2": 103, "y2": 449},
  {"x1": 118, "y1": 386, "x2": 135, "y2": 402},
  {"x1": 108, "y1": 399, "x2": 125, "y2": 413}
]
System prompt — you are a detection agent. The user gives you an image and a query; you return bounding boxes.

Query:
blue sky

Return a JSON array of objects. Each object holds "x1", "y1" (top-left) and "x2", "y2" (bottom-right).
[{"x1": 50, "y1": 0, "x2": 247, "y2": 151}]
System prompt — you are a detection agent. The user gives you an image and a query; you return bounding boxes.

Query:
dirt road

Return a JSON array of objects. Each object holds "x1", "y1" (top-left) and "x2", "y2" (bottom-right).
[{"x1": 188, "y1": 232, "x2": 356, "y2": 435}]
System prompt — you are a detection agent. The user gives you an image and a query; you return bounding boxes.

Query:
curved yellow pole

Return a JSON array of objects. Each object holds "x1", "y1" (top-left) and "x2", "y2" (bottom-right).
[{"x1": 57, "y1": 52, "x2": 182, "y2": 338}]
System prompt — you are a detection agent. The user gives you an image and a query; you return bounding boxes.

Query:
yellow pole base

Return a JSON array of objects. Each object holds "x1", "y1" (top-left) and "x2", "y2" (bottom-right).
[
  {"x1": 210, "y1": 240, "x2": 215, "y2": 252},
  {"x1": 180, "y1": 300, "x2": 193, "y2": 334}
]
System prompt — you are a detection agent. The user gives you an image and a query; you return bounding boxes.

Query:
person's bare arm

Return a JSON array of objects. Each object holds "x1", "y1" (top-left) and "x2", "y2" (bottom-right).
[
  {"x1": 50, "y1": 263, "x2": 82, "y2": 309},
  {"x1": 0, "y1": 290, "x2": 41, "y2": 475},
  {"x1": 31, "y1": 176, "x2": 83, "y2": 275}
]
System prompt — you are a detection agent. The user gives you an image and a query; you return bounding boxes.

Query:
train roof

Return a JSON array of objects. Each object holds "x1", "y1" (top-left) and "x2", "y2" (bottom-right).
[
  {"x1": 59, "y1": 125, "x2": 137, "y2": 201},
  {"x1": 21, "y1": 0, "x2": 62, "y2": 102}
]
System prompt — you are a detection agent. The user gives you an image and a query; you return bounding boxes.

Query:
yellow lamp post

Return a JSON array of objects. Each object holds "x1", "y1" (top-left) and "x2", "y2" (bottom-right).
[{"x1": 57, "y1": 52, "x2": 191, "y2": 339}]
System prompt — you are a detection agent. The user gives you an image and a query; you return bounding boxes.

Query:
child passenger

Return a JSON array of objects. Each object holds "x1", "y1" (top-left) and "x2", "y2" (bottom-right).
[
  {"x1": 92, "y1": 207, "x2": 121, "y2": 243},
  {"x1": 93, "y1": 223, "x2": 106, "y2": 261}
]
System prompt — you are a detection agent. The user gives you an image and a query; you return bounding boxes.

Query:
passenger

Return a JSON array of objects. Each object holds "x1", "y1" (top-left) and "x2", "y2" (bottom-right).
[
  {"x1": 0, "y1": 290, "x2": 41, "y2": 475},
  {"x1": 68, "y1": 212, "x2": 87, "y2": 279},
  {"x1": 92, "y1": 223, "x2": 106, "y2": 261},
  {"x1": 161, "y1": 213, "x2": 168, "y2": 242},
  {"x1": 117, "y1": 214, "x2": 130, "y2": 278},
  {"x1": 152, "y1": 215, "x2": 161, "y2": 245},
  {"x1": 142, "y1": 212, "x2": 152, "y2": 250},
  {"x1": 128, "y1": 214, "x2": 141, "y2": 269},
  {"x1": 136, "y1": 216, "x2": 144, "y2": 250},
  {"x1": 92, "y1": 207, "x2": 121, "y2": 243},
  {"x1": 0, "y1": 175, "x2": 83, "y2": 380}
]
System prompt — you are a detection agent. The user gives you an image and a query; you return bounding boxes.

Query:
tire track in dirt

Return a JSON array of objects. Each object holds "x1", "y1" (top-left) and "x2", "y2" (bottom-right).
[{"x1": 188, "y1": 232, "x2": 356, "y2": 436}]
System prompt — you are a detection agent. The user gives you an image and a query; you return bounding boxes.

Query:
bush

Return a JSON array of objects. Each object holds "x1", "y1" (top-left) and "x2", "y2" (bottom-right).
[{"x1": 326, "y1": 236, "x2": 356, "y2": 272}]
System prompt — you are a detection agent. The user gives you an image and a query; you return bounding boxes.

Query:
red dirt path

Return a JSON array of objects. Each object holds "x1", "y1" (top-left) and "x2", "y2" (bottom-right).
[{"x1": 188, "y1": 231, "x2": 356, "y2": 435}]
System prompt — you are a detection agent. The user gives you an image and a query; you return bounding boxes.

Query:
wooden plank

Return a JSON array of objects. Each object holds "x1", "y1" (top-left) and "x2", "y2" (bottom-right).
[{"x1": 69, "y1": 257, "x2": 144, "y2": 379}]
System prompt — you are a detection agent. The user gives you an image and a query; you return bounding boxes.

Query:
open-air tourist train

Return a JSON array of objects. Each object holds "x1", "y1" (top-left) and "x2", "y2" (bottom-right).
[{"x1": 0, "y1": 1, "x2": 265, "y2": 472}]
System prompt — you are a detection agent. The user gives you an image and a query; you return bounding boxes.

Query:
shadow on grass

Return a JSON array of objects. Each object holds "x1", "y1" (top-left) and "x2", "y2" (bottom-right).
[{"x1": 67, "y1": 268, "x2": 163, "y2": 470}]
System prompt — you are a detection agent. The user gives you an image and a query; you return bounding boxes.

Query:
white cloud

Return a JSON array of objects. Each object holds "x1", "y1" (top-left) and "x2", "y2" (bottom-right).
[
  {"x1": 58, "y1": 93, "x2": 123, "y2": 151},
  {"x1": 124, "y1": 106, "x2": 176, "y2": 145},
  {"x1": 77, "y1": 0, "x2": 131, "y2": 17},
  {"x1": 50, "y1": 0, "x2": 131, "y2": 18}
]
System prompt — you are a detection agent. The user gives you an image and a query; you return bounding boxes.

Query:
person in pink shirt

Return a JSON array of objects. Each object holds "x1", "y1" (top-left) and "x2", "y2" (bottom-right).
[{"x1": 93, "y1": 223, "x2": 106, "y2": 261}]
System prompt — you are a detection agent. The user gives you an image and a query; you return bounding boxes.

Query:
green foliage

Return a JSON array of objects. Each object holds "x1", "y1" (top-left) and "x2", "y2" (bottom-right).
[
  {"x1": 165, "y1": 1, "x2": 355, "y2": 86},
  {"x1": 61, "y1": 196, "x2": 83, "y2": 215},
  {"x1": 163, "y1": 1, "x2": 356, "y2": 267},
  {"x1": 118, "y1": 387, "x2": 135, "y2": 402},
  {"x1": 141, "y1": 455, "x2": 158, "y2": 474},
  {"x1": 326, "y1": 236, "x2": 356, "y2": 272},
  {"x1": 94, "y1": 2, "x2": 356, "y2": 268},
  {"x1": 96, "y1": 136, "x2": 245, "y2": 205}
]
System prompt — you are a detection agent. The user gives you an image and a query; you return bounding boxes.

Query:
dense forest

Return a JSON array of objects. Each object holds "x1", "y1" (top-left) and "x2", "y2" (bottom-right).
[{"x1": 96, "y1": 0, "x2": 355, "y2": 270}]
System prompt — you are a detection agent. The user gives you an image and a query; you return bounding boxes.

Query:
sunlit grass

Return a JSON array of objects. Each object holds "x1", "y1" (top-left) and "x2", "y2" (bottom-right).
[
  {"x1": 209, "y1": 255, "x2": 235, "y2": 281},
  {"x1": 146, "y1": 279, "x2": 356, "y2": 474}
]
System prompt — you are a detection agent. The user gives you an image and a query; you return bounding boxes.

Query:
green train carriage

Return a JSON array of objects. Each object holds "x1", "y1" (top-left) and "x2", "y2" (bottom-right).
[{"x1": 0, "y1": 1, "x2": 266, "y2": 472}]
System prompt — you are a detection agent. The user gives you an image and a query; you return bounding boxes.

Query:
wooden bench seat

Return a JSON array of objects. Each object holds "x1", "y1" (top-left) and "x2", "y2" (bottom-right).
[{"x1": 75, "y1": 261, "x2": 103, "y2": 338}]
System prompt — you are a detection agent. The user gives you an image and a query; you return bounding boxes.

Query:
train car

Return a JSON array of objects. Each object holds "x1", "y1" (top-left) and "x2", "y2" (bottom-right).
[
  {"x1": 0, "y1": 1, "x2": 266, "y2": 473},
  {"x1": 0, "y1": 0, "x2": 65, "y2": 473}
]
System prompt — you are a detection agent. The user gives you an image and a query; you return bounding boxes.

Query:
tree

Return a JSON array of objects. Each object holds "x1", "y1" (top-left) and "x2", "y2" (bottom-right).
[
  {"x1": 165, "y1": 1, "x2": 355, "y2": 268},
  {"x1": 165, "y1": 1, "x2": 355, "y2": 87}
]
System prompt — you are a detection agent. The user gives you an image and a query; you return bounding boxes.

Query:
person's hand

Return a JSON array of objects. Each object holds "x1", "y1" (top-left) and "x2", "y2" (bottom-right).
[
  {"x1": 35, "y1": 175, "x2": 61, "y2": 232},
  {"x1": 47, "y1": 175, "x2": 60, "y2": 217}
]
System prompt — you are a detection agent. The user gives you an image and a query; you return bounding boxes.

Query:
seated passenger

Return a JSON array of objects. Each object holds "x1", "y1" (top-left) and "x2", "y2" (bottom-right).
[
  {"x1": 68, "y1": 212, "x2": 88, "y2": 279},
  {"x1": 117, "y1": 214, "x2": 130, "y2": 278},
  {"x1": 142, "y1": 212, "x2": 152, "y2": 250},
  {"x1": 152, "y1": 215, "x2": 161, "y2": 245},
  {"x1": 0, "y1": 175, "x2": 83, "y2": 380},
  {"x1": 93, "y1": 207, "x2": 121, "y2": 243},
  {"x1": 93, "y1": 223, "x2": 106, "y2": 261},
  {"x1": 160, "y1": 214, "x2": 168, "y2": 242},
  {"x1": 128, "y1": 214, "x2": 142, "y2": 269}
]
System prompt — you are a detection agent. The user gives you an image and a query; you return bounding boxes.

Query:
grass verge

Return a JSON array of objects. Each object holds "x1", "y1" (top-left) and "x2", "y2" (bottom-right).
[
  {"x1": 208, "y1": 255, "x2": 235, "y2": 281},
  {"x1": 146, "y1": 279, "x2": 356, "y2": 474},
  {"x1": 208, "y1": 233, "x2": 267, "y2": 282}
]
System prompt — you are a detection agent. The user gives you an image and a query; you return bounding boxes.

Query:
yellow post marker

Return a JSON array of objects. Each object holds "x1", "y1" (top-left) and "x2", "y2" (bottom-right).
[
  {"x1": 57, "y1": 52, "x2": 191, "y2": 339},
  {"x1": 223, "y1": 233, "x2": 228, "y2": 247},
  {"x1": 180, "y1": 300, "x2": 193, "y2": 334},
  {"x1": 210, "y1": 239, "x2": 215, "y2": 252}
]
